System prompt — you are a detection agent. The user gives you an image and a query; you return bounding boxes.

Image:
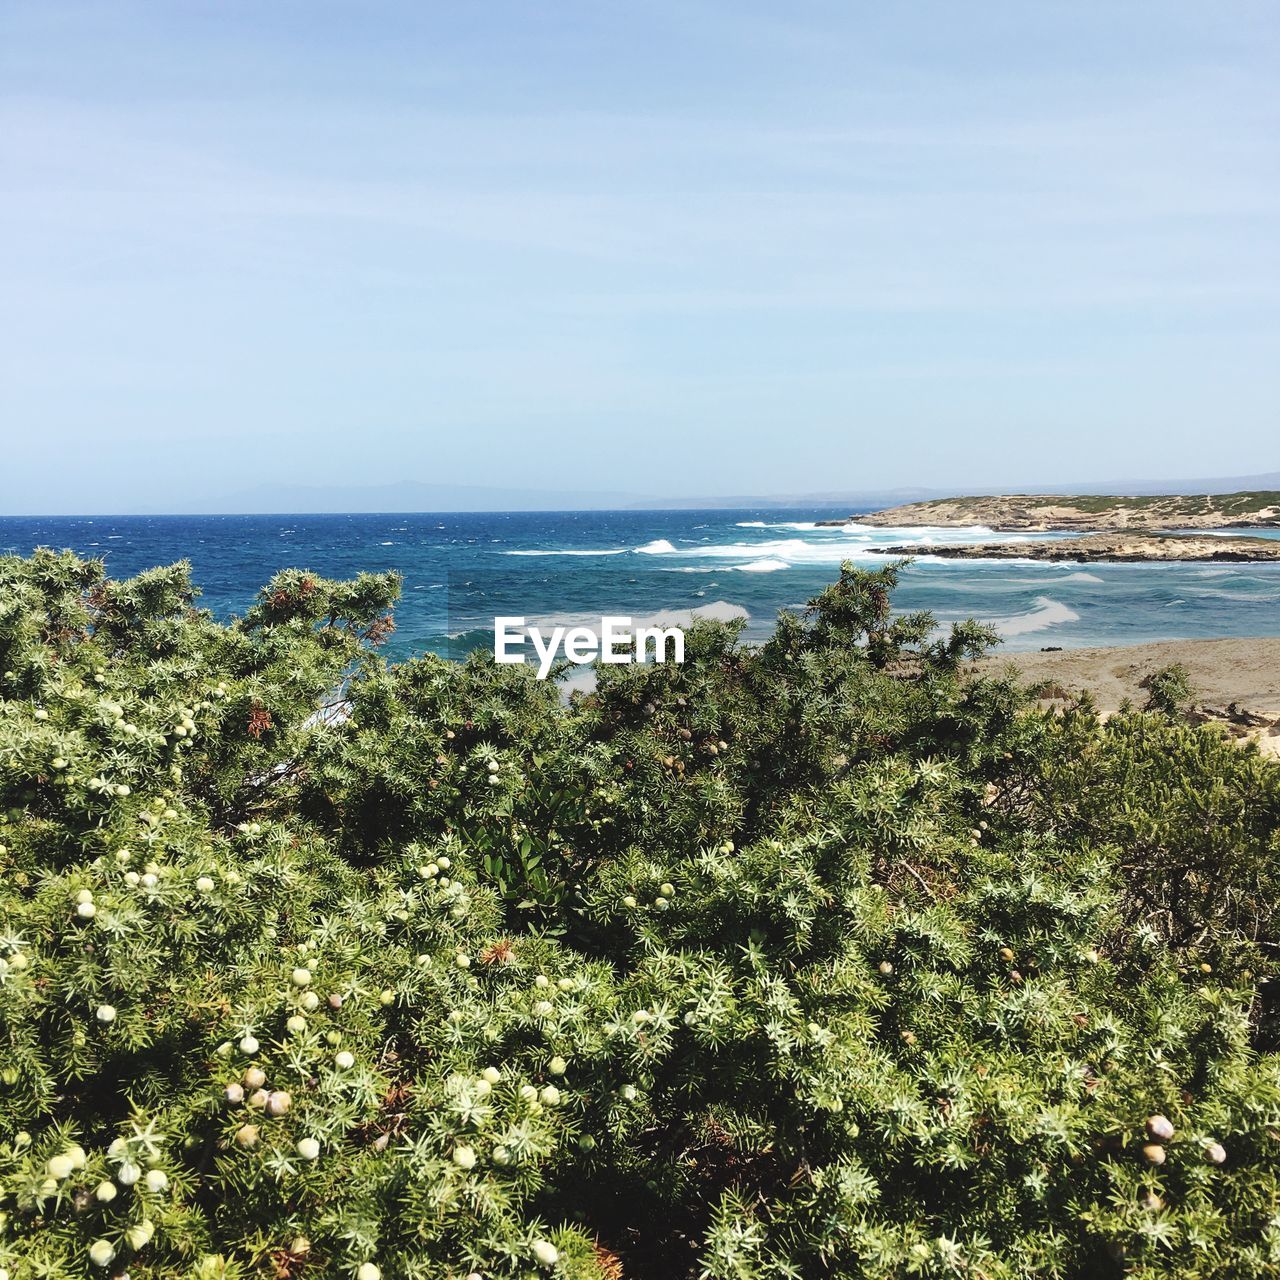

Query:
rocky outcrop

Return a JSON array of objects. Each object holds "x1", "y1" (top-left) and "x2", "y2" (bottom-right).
[{"x1": 869, "y1": 532, "x2": 1280, "y2": 562}]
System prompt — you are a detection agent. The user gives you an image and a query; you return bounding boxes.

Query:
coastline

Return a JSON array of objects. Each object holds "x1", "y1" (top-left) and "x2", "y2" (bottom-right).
[
  {"x1": 872, "y1": 532, "x2": 1280, "y2": 563},
  {"x1": 822, "y1": 491, "x2": 1280, "y2": 532},
  {"x1": 971, "y1": 636, "x2": 1280, "y2": 757}
]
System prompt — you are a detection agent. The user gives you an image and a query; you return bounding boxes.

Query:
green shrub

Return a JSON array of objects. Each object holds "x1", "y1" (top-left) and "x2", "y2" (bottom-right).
[
  {"x1": 1, "y1": 552, "x2": 1278, "y2": 1279},
  {"x1": 1142, "y1": 664, "x2": 1197, "y2": 719}
]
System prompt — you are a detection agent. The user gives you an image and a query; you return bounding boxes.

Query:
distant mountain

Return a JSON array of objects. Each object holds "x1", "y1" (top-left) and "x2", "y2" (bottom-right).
[
  {"x1": 107, "y1": 471, "x2": 1280, "y2": 516},
  {"x1": 155, "y1": 482, "x2": 948, "y2": 514},
  {"x1": 1012, "y1": 472, "x2": 1280, "y2": 497},
  {"x1": 177, "y1": 481, "x2": 646, "y2": 514},
  {"x1": 625, "y1": 487, "x2": 947, "y2": 510}
]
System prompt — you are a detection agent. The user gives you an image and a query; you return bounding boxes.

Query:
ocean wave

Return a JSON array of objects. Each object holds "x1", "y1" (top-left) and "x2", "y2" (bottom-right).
[
  {"x1": 668, "y1": 537, "x2": 865, "y2": 564},
  {"x1": 733, "y1": 558, "x2": 790, "y2": 573},
  {"x1": 504, "y1": 548, "x2": 629, "y2": 557},
  {"x1": 984, "y1": 596, "x2": 1080, "y2": 637},
  {"x1": 840, "y1": 521, "x2": 999, "y2": 536},
  {"x1": 507, "y1": 526, "x2": 1031, "y2": 565},
  {"x1": 1188, "y1": 587, "x2": 1280, "y2": 602},
  {"x1": 696, "y1": 528, "x2": 1051, "y2": 561},
  {"x1": 481, "y1": 601, "x2": 750, "y2": 637},
  {"x1": 1009, "y1": 571, "x2": 1104, "y2": 584},
  {"x1": 912, "y1": 553, "x2": 1051, "y2": 567},
  {"x1": 736, "y1": 520, "x2": 824, "y2": 531}
]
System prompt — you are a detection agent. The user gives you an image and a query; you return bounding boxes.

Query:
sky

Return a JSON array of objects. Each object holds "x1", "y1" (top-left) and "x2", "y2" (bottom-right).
[{"x1": 1, "y1": 1, "x2": 1277, "y2": 513}]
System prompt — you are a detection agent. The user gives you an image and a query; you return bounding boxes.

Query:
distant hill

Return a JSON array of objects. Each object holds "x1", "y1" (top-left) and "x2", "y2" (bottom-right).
[
  {"x1": 193, "y1": 472, "x2": 1280, "y2": 515},
  {"x1": 177, "y1": 481, "x2": 644, "y2": 514},
  {"x1": 624, "y1": 487, "x2": 945, "y2": 510},
  {"x1": 1026, "y1": 472, "x2": 1280, "y2": 498},
  {"x1": 61, "y1": 470, "x2": 1280, "y2": 517},
  {"x1": 164, "y1": 482, "x2": 945, "y2": 515}
]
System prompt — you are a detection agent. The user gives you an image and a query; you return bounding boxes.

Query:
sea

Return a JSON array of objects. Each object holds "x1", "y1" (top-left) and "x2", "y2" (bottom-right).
[{"x1": 3, "y1": 510, "x2": 1279, "y2": 663}]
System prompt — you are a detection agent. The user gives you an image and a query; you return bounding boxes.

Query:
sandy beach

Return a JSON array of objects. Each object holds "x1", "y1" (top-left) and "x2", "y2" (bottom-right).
[{"x1": 972, "y1": 636, "x2": 1280, "y2": 757}]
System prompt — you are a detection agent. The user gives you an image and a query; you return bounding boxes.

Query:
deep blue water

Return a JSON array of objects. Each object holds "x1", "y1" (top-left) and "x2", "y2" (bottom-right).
[{"x1": 2, "y1": 510, "x2": 1279, "y2": 660}]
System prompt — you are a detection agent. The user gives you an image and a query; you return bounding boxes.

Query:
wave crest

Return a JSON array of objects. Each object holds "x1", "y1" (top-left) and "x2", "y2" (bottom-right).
[{"x1": 985, "y1": 596, "x2": 1080, "y2": 637}]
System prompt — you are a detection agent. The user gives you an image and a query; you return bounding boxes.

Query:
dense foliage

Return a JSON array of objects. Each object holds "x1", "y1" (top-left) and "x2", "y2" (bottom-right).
[{"x1": 2, "y1": 550, "x2": 1278, "y2": 1280}]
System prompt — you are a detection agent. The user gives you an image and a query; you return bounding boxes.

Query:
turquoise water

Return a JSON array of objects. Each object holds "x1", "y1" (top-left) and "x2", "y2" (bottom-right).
[{"x1": 2, "y1": 510, "x2": 1278, "y2": 659}]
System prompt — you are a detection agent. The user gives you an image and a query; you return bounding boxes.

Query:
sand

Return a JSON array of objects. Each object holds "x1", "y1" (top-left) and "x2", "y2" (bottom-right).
[{"x1": 971, "y1": 637, "x2": 1280, "y2": 758}]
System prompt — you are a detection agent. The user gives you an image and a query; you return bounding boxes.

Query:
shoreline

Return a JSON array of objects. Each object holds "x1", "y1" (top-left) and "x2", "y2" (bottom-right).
[
  {"x1": 971, "y1": 636, "x2": 1280, "y2": 757},
  {"x1": 872, "y1": 532, "x2": 1280, "y2": 563}
]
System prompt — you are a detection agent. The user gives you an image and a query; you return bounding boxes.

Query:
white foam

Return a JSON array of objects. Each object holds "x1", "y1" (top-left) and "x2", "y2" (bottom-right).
[
  {"x1": 672, "y1": 538, "x2": 865, "y2": 564},
  {"x1": 1189, "y1": 587, "x2": 1280, "y2": 602},
  {"x1": 1010, "y1": 571, "x2": 1104, "y2": 584},
  {"x1": 736, "y1": 519, "x2": 827, "y2": 531},
  {"x1": 733, "y1": 558, "x2": 790, "y2": 573},
  {"x1": 984, "y1": 596, "x2": 1080, "y2": 637},
  {"x1": 836, "y1": 521, "x2": 999, "y2": 535},
  {"x1": 507, "y1": 525, "x2": 1066, "y2": 567},
  {"x1": 911, "y1": 553, "x2": 1048, "y2": 567},
  {"x1": 522, "y1": 600, "x2": 750, "y2": 634},
  {"x1": 558, "y1": 666, "x2": 599, "y2": 695},
  {"x1": 667, "y1": 525, "x2": 1053, "y2": 564}
]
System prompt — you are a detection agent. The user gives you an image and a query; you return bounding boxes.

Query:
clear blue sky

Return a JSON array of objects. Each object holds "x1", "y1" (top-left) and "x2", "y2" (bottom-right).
[{"x1": 1, "y1": 1, "x2": 1276, "y2": 512}]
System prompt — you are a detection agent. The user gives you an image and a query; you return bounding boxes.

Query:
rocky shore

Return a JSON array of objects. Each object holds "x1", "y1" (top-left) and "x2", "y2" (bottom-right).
[
  {"x1": 871, "y1": 532, "x2": 1280, "y2": 563},
  {"x1": 821, "y1": 491, "x2": 1280, "y2": 532}
]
